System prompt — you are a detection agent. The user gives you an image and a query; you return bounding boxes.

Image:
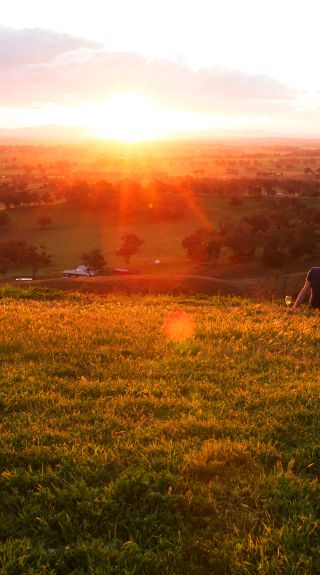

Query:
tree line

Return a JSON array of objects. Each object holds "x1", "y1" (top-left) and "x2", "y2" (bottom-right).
[
  {"x1": 2, "y1": 175, "x2": 320, "y2": 215},
  {"x1": 0, "y1": 240, "x2": 51, "y2": 278},
  {"x1": 181, "y1": 198, "x2": 320, "y2": 268}
]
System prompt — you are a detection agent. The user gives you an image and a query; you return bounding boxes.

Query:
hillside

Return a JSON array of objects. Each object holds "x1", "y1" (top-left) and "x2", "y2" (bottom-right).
[
  {"x1": 1, "y1": 288, "x2": 320, "y2": 573},
  {"x1": 2, "y1": 196, "x2": 319, "y2": 297},
  {"x1": 0, "y1": 197, "x2": 262, "y2": 275}
]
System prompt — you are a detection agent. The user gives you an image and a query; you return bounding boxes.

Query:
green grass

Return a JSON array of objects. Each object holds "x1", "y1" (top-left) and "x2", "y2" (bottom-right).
[
  {"x1": 1, "y1": 202, "x2": 203, "y2": 276},
  {"x1": 1, "y1": 290, "x2": 320, "y2": 573},
  {"x1": 0, "y1": 195, "x2": 304, "y2": 277},
  {"x1": 2, "y1": 195, "x2": 320, "y2": 281},
  {"x1": 2, "y1": 198, "x2": 234, "y2": 269}
]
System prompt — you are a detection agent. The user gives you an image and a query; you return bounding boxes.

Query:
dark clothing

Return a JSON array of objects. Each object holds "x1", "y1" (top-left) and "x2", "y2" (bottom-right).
[{"x1": 306, "y1": 267, "x2": 320, "y2": 308}]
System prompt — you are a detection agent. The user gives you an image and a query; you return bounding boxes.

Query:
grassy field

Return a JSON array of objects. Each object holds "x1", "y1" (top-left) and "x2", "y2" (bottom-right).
[
  {"x1": 2, "y1": 196, "x2": 320, "y2": 283},
  {"x1": 0, "y1": 196, "x2": 273, "y2": 277},
  {"x1": 1, "y1": 287, "x2": 320, "y2": 573}
]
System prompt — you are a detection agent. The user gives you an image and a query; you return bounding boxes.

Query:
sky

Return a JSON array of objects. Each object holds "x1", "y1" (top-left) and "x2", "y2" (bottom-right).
[{"x1": 1, "y1": 0, "x2": 320, "y2": 139}]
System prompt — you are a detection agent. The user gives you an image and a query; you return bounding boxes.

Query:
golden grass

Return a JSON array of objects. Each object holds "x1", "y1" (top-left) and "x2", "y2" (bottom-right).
[{"x1": 1, "y1": 290, "x2": 320, "y2": 573}]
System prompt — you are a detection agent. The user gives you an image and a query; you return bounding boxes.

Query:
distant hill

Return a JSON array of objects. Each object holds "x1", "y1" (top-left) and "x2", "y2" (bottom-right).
[
  {"x1": 0, "y1": 124, "x2": 96, "y2": 143},
  {"x1": 1, "y1": 124, "x2": 320, "y2": 145}
]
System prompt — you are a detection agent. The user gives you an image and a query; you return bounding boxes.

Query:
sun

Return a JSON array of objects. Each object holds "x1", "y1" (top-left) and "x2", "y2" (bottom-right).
[{"x1": 89, "y1": 92, "x2": 168, "y2": 142}]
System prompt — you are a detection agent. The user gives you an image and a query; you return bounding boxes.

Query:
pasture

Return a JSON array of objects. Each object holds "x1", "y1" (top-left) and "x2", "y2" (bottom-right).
[
  {"x1": 2, "y1": 195, "x2": 320, "y2": 281},
  {"x1": 0, "y1": 196, "x2": 258, "y2": 276}
]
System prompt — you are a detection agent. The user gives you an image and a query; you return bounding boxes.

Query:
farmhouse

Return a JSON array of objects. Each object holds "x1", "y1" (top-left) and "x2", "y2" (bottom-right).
[{"x1": 62, "y1": 265, "x2": 96, "y2": 277}]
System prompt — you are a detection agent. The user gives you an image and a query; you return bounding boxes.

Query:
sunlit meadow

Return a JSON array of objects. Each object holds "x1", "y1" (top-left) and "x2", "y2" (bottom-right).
[{"x1": 1, "y1": 287, "x2": 320, "y2": 573}]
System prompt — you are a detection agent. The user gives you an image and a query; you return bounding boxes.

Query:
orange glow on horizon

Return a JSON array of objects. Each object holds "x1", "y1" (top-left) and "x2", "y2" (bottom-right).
[{"x1": 89, "y1": 93, "x2": 169, "y2": 142}]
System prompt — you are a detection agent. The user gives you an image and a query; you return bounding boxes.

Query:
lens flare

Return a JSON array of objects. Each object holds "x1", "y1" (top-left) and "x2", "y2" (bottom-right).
[{"x1": 162, "y1": 311, "x2": 195, "y2": 342}]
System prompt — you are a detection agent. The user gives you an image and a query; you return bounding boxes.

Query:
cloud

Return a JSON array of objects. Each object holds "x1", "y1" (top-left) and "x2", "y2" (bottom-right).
[
  {"x1": 141, "y1": 59, "x2": 293, "y2": 114},
  {"x1": 0, "y1": 26, "x2": 294, "y2": 118},
  {"x1": 0, "y1": 26, "x2": 100, "y2": 65}
]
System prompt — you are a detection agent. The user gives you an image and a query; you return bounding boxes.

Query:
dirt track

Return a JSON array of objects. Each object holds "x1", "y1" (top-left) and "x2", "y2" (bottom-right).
[
  {"x1": 30, "y1": 273, "x2": 243, "y2": 296},
  {"x1": 8, "y1": 268, "x2": 306, "y2": 298}
]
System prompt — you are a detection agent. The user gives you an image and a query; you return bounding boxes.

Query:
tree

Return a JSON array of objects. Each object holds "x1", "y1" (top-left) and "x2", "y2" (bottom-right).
[
  {"x1": 243, "y1": 213, "x2": 270, "y2": 233},
  {"x1": 66, "y1": 180, "x2": 90, "y2": 208},
  {"x1": 207, "y1": 234, "x2": 222, "y2": 265},
  {"x1": 116, "y1": 234, "x2": 144, "y2": 264},
  {"x1": 222, "y1": 222, "x2": 257, "y2": 262},
  {"x1": 80, "y1": 249, "x2": 106, "y2": 273},
  {"x1": 24, "y1": 245, "x2": 52, "y2": 279},
  {"x1": 0, "y1": 239, "x2": 52, "y2": 277},
  {"x1": 0, "y1": 239, "x2": 27, "y2": 266},
  {"x1": 37, "y1": 214, "x2": 52, "y2": 229},
  {"x1": 182, "y1": 228, "x2": 221, "y2": 264},
  {"x1": 0, "y1": 182, "x2": 14, "y2": 209},
  {"x1": 155, "y1": 193, "x2": 185, "y2": 220}
]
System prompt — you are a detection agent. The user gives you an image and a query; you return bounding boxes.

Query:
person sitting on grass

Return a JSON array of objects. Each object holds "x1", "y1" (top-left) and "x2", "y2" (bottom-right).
[{"x1": 293, "y1": 267, "x2": 320, "y2": 309}]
